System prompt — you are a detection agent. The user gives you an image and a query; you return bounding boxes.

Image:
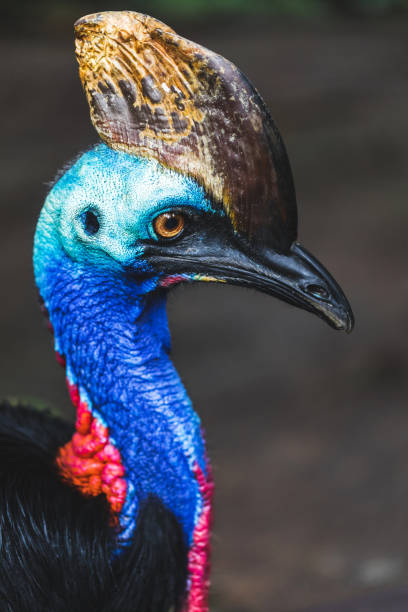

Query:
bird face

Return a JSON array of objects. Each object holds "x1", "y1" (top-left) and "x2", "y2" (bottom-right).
[
  {"x1": 43, "y1": 143, "x2": 353, "y2": 332},
  {"x1": 47, "y1": 144, "x2": 215, "y2": 273}
]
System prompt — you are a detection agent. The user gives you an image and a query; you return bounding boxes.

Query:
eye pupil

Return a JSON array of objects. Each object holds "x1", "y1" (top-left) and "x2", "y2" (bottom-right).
[
  {"x1": 165, "y1": 216, "x2": 180, "y2": 231},
  {"x1": 153, "y1": 212, "x2": 185, "y2": 239},
  {"x1": 83, "y1": 210, "x2": 100, "y2": 235}
]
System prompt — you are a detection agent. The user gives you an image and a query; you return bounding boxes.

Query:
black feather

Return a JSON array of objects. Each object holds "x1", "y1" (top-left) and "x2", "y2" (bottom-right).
[{"x1": 0, "y1": 401, "x2": 188, "y2": 612}]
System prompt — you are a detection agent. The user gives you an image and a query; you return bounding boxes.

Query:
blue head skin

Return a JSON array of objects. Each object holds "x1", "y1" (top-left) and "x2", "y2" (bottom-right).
[{"x1": 34, "y1": 143, "x2": 218, "y2": 544}]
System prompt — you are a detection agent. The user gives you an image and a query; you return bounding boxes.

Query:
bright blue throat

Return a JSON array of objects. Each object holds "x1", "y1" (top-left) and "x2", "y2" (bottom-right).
[{"x1": 36, "y1": 251, "x2": 207, "y2": 545}]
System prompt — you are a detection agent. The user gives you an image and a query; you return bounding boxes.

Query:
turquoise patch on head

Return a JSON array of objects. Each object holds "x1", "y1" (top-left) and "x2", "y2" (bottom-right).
[{"x1": 35, "y1": 143, "x2": 216, "y2": 273}]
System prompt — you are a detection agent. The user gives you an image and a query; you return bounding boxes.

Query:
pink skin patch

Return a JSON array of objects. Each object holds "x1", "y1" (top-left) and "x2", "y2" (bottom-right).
[
  {"x1": 56, "y1": 351, "x2": 66, "y2": 368},
  {"x1": 160, "y1": 274, "x2": 190, "y2": 288},
  {"x1": 56, "y1": 379, "x2": 127, "y2": 516},
  {"x1": 160, "y1": 274, "x2": 224, "y2": 289},
  {"x1": 184, "y1": 461, "x2": 215, "y2": 612}
]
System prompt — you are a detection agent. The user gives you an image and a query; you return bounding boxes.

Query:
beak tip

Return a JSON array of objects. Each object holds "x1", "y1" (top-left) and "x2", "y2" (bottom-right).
[
  {"x1": 346, "y1": 315, "x2": 355, "y2": 334},
  {"x1": 335, "y1": 309, "x2": 354, "y2": 334}
]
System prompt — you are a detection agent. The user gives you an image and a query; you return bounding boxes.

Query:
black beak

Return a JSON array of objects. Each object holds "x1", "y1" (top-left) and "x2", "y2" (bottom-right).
[
  {"x1": 236, "y1": 241, "x2": 354, "y2": 333},
  {"x1": 145, "y1": 228, "x2": 354, "y2": 333}
]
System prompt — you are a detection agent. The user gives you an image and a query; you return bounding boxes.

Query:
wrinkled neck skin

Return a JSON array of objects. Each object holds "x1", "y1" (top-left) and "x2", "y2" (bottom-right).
[{"x1": 34, "y1": 230, "x2": 213, "y2": 610}]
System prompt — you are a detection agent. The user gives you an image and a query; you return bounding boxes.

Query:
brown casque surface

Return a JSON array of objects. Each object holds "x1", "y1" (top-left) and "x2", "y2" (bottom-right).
[{"x1": 75, "y1": 11, "x2": 297, "y2": 251}]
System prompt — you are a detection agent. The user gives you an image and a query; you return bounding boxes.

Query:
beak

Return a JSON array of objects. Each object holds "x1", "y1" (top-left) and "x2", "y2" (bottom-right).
[
  {"x1": 237, "y1": 241, "x2": 354, "y2": 333},
  {"x1": 146, "y1": 231, "x2": 354, "y2": 333}
]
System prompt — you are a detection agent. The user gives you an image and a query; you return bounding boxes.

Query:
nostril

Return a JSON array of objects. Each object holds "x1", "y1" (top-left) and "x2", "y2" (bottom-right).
[{"x1": 305, "y1": 284, "x2": 329, "y2": 301}]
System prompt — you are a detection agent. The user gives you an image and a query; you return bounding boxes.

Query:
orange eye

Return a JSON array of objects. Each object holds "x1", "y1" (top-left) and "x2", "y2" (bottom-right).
[{"x1": 153, "y1": 212, "x2": 185, "y2": 239}]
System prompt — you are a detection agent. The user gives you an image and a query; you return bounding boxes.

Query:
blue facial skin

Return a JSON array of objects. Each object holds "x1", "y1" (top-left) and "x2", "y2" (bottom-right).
[{"x1": 33, "y1": 143, "x2": 217, "y2": 546}]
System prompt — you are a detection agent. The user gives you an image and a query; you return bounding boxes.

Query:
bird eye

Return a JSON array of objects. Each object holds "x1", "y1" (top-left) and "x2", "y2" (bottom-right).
[
  {"x1": 82, "y1": 210, "x2": 100, "y2": 236},
  {"x1": 153, "y1": 212, "x2": 185, "y2": 240}
]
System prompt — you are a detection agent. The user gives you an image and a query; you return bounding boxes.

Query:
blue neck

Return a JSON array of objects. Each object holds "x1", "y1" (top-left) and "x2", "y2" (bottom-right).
[{"x1": 39, "y1": 254, "x2": 206, "y2": 545}]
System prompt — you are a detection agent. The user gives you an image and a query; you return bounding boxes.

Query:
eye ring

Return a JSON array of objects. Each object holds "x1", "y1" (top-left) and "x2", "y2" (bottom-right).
[{"x1": 153, "y1": 211, "x2": 185, "y2": 240}]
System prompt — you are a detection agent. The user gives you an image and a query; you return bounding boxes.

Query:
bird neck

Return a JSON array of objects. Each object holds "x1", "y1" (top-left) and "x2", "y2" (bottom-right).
[{"x1": 36, "y1": 254, "x2": 213, "y2": 610}]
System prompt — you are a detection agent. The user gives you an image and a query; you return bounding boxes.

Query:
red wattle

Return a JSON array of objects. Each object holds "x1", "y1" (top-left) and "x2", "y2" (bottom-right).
[{"x1": 56, "y1": 378, "x2": 127, "y2": 516}]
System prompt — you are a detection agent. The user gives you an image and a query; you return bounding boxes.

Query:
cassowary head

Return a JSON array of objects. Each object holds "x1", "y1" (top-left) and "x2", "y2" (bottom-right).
[{"x1": 35, "y1": 10, "x2": 353, "y2": 333}]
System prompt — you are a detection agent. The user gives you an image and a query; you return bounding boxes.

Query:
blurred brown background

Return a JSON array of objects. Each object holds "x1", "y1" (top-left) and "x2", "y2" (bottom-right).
[{"x1": 1, "y1": 1, "x2": 408, "y2": 610}]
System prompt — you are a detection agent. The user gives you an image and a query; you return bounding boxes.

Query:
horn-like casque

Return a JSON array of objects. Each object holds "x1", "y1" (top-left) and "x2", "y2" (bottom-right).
[{"x1": 75, "y1": 11, "x2": 297, "y2": 252}]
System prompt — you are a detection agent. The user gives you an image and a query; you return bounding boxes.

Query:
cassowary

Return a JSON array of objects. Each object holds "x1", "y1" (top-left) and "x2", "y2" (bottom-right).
[{"x1": 0, "y1": 11, "x2": 353, "y2": 612}]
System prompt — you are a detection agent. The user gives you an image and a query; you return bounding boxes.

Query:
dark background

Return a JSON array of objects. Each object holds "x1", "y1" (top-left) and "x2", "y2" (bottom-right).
[{"x1": 1, "y1": 1, "x2": 408, "y2": 610}]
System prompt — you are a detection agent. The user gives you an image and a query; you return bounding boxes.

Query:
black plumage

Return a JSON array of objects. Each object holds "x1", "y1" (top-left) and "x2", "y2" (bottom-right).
[{"x1": 0, "y1": 401, "x2": 187, "y2": 612}]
